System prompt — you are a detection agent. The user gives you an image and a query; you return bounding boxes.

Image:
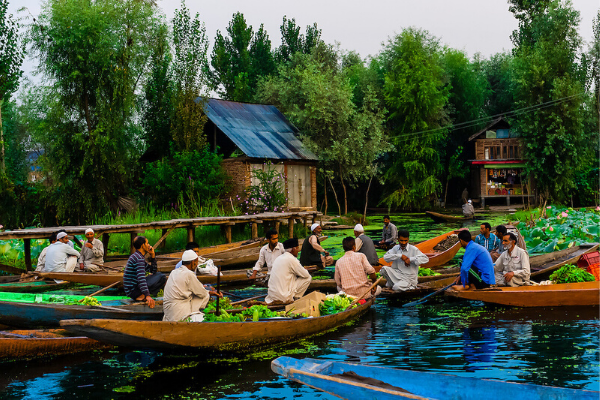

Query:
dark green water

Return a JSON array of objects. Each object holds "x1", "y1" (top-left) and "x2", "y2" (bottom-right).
[{"x1": 1, "y1": 213, "x2": 598, "y2": 399}]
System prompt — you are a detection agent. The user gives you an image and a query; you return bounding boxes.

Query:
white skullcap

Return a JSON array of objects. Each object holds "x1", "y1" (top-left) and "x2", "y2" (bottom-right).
[
  {"x1": 182, "y1": 250, "x2": 199, "y2": 262},
  {"x1": 57, "y1": 232, "x2": 67, "y2": 239},
  {"x1": 85, "y1": 228, "x2": 94, "y2": 234},
  {"x1": 310, "y1": 223, "x2": 320, "y2": 232},
  {"x1": 354, "y1": 224, "x2": 364, "y2": 232},
  {"x1": 468, "y1": 199, "x2": 472, "y2": 204}
]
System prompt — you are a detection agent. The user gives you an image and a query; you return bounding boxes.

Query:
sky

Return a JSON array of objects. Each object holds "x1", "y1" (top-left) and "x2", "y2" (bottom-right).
[{"x1": 10, "y1": 0, "x2": 600, "y2": 85}]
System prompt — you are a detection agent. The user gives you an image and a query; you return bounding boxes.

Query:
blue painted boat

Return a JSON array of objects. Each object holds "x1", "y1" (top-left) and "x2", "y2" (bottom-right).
[{"x1": 271, "y1": 357, "x2": 599, "y2": 400}]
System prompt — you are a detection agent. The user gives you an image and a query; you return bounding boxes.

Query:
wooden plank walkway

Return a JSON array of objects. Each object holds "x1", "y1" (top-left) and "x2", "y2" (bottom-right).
[{"x1": 0, "y1": 211, "x2": 321, "y2": 271}]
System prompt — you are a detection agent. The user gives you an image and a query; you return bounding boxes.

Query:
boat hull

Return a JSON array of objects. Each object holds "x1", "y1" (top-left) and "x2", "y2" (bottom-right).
[
  {"x1": 272, "y1": 357, "x2": 599, "y2": 400},
  {"x1": 446, "y1": 281, "x2": 600, "y2": 307},
  {"x1": 0, "y1": 280, "x2": 74, "y2": 293},
  {"x1": 60, "y1": 298, "x2": 375, "y2": 351},
  {"x1": 0, "y1": 329, "x2": 110, "y2": 359},
  {"x1": 425, "y1": 211, "x2": 471, "y2": 223}
]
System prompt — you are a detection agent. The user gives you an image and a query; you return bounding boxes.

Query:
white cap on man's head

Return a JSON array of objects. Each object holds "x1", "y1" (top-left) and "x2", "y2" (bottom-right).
[
  {"x1": 354, "y1": 224, "x2": 364, "y2": 232},
  {"x1": 56, "y1": 232, "x2": 67, "y2": 240},
  {"x1": 85, "y1": 228, "x2": 94, "y2": 234},
  {"x1": 311, "y1": 223, "x2": 320, "y2": 232},
  {"x1": 182, "y1": 250, "x2": 199, "y2": 262},
  {"x1": 468, "y1": 199, "x2": 472, "y2": 204}
]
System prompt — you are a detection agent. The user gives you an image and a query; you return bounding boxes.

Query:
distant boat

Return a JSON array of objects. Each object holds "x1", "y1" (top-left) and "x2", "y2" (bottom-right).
[
  {"x1": 425, "y1": 211, "x2": 473, "y2": 223},
  {"x1": 271, "y1": 357, "x2": 599, "y2": 400},
  {"x1": 446, "y1": 281, "x2": 600, "y2": 307}
]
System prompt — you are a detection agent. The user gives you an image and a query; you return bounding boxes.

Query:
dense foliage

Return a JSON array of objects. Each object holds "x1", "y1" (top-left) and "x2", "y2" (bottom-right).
[{"x1": 245, "y1": 164, "x2": 287, "y2": 213}]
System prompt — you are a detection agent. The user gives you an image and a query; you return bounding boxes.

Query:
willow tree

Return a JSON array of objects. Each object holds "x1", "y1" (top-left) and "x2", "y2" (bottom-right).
[{"x1": 29, "y1": 0, "x2": 163, "y2": 222}]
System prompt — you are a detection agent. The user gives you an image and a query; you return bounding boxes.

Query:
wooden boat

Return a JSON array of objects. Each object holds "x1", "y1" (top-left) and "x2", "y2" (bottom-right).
[
  {"x1": 0, "y1": 329, "x2": 110, "y2": 360},
  {"x1": 158, "y1": 238, "x2": 265, "y2": 260},
  {"x1": 0, "y1": 279, "x2": 74, "y2": 293},
  {"x1": 445, "y1": 281, "x2": 600, "y2": 307},
  {"x1": 60, "y1": 297, "x2": 375, "y2": 351},
  {"x1": 271, "y1": 357, "x2": 599, "y2": 400},
  {"x1": 425, "y1": 211, "x2": 472, "y2": 223},
  {"x1": 378, "y1": 229, "x2": 463, "y2": 269},
  {"x1": 530, "y1": 243, "x2": 599, "y2": 281},
  {"x1": 380, "y1": 276, "x2": 457, "y2": 301},
  {"x1": 0, "y1": 296, "x2": 163, "y2": 328},
  {"x1": 35, "y1": 271, "x2": 124, "y2": 286}
]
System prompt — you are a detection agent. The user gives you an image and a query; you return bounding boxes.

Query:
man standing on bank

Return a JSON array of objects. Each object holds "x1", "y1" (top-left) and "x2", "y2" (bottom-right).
[
  {"x1": 452, "y1": 230, "x2": 495, "y2": 291},
  {"x1": 353, "y1": 224, "x2": 379, "y2": 266},
  {"x1": 123, "y1": 236, "x2": 167, "y2": 308},
  {"x1": 300, "y1": 223, "x2": 333, "y2": 269},
  {"x1": 380, "y1": 230, "x2": 429, "y2": 291},
  {"x1": 378, "y1": 215, "x2": 398, "y2": 250}
]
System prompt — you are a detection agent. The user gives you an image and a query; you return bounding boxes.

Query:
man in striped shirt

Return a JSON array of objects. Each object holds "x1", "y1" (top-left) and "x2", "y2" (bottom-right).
[
  {"x1": 335, "y1": 237, "x2": 381, "y2": 299},
  {"x1": 475, "y1": 222, "x2": 501, "y2": 253},
  {"x1": 123, "y1": 236, "x2": 166, "y2": 308}
]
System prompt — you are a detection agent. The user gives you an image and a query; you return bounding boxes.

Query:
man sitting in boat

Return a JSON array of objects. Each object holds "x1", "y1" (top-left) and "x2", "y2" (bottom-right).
[
  {"x1": 300, "y1": 224, "x2": 333, "y2": 269},
  {"x1": 42, "y1": 232, "x2": 80, "y2": 273},
  {"x1": 123, "y1": 236, "x2": 167, "y2": 309},
  {"x1": 36, "y1": 232, "x2": 57, "y2": 271},
  {"x1": 452, "y1": 230, "x2": 495, "y2": 291},
  {"x1": 462, "y1": 199, "x2": 475, "y2": 218},
  {"x1": 78, "y1": 228, "x2": 104, "y2": 272},
  {"x1": 265, "y1": 238, "x2": 311, "y2": 305},
  {"x1": 249, "y1": 229, "x2": 285, "y2": 280},
  {"x1": 378, "y1": 215, "x2": 398, "y2": 250},
  {"x1": 353, "y1": 224, "x2": 379, "y2": 267},
  {"x1": 174, "y1": 242, "x2": 200, "y2": 269},
  {"x1": 380, "y1": 230, "x2": 429, "y2": 291},
  {"x1": 335, "y1": 237, "x2": 382, "y2": 298},
  {"x1": 163, "y1": 250, "x2": 223, "y2": 322},
  {"x1": 494, "y1": 233, "x2": 531, "y2": 287},
  {"x1": 489, "y1": 225, "x2": 508, "y2": 261},
  {"x1": 475, "y1": 223, "x2": 501, "y2": 254}
]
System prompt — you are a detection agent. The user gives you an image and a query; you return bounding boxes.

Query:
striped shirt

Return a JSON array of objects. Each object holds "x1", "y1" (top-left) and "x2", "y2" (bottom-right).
[
  {"x1": 475, "y1": 233, "x2": 500, "y2": 252},
  {"x1": 334, "y1": 251, "x2": 376, "y2": 299},
  {"x1": 123, "y1": 251, "x2": 157, "y2": 297}
]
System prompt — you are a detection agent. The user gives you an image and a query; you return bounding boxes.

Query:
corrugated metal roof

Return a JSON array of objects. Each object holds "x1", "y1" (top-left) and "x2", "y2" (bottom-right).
[{"x1": 201, "y1": 98, "x2": 318, "y2": 161}]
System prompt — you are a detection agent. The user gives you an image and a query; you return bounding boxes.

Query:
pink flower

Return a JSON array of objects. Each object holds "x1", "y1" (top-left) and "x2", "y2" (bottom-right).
[
  {"x1": 549, "y1": 227, "x2": 554, "y2": 232},
  {"x1": 596, "y1": 206, "x2": 600, "y2": 211},
  {"x1": 561, "y1": 212, "x2": 568, "y2": 218},
  {"x1": 547, "y1": 206, "x2": 551, "y2": 209}
]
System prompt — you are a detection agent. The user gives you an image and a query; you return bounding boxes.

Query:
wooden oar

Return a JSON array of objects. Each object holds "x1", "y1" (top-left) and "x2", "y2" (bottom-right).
[
  {"x1": 79, "y1": 281, "x2": 120, "y2": 302},
  {"x1": 220, "y1": 291, "x2": 244, "y2": 300},
  {"x1": 402, "y1": 282, "x2": 455, "y2": 308},
  {"x1": 346, "y1": 277, "x2": 383, "y2": 310},
  {"x1": 230, "y1": 294, "x2": 265, "y2": 306}
]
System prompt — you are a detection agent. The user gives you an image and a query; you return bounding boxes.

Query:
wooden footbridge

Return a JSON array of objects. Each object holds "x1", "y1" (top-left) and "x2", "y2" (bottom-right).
[{"x1": 0, "y1": 211, "x2": 321, "y2": 271}]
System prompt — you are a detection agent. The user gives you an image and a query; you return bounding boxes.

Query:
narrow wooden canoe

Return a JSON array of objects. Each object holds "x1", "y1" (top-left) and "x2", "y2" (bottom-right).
[
  {"x1": 0, "y1": 298, "x2": 163, "y2": 328},
  {"x1": 0, "y1": 329, "x2": 110, "y2": 360},
  {"x1": 35, "y1": 271, "x2": 124, "y2": 286},
  {"x1": 271, "y1": 357, "x2": 599, "y2": 400},
  {"x1": 445, "y1": 281, "x2": 600, "y2": 307},
  {"x1": 60, "y1": 297, "x2": 375, "y2": 351},
  {"x1": 0, "y1": 279, "x2": 74, "y2": 293},
  {"x1": 378, "y1": 229, "x2": 462, "y2": 269},
  {"x1": 426, "y1": 211, "x2": 472, "y2": 223},
  {"x1": 530, "y1": 243, "x2": 599, "y2": 281}
]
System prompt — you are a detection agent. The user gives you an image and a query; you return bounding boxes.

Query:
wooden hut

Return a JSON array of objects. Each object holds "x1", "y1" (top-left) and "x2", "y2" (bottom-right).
[
  {"x1": 468, "y1": 117, "x2": 535, "y2": 207},
  {"x1": 201, "y1": 98, "x2": 318, "y2": 210}
]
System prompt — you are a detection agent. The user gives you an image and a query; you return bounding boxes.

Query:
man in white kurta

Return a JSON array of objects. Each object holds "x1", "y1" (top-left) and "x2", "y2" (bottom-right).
[
  {"x1": 78, "y1": 228, "x2": 104, "y2": 272},
  {"x1": 380, "y1": 230, "x2": 429, "y2": 291},
  {"x1": 249, "y1": 229, "x2": 285, "y2": 280},
  {"x1": 494, "y1": 233, "x2": 531, "y2": 287},
  {"x1": 36, "y1": 232, "x2": 58, "y2": 271},
  {"x1": 265, "y1": 238, "x2": 311, "y2": 304},
  {"x1": 43, "y1": 232, "x2": 80, "y2": 273},
  {"x1": 163, "y1": 250, "x2": 222, "y2": 322}
]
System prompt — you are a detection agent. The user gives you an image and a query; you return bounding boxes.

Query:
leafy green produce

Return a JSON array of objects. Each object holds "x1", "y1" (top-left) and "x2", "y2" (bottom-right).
[
  {"x1": 65, "y1": 296, "x2": 101, "y2": 306},
  {"x1": 203, "y1": 297, "x2": 233, "y2": 313},
  {"x1": 549, "y1": 265, "x2": 595, "y2": 284},
  {"x1": 418, "y1": 267, "x2": 440, "y2": 276},
  {"x1": 320, "y1": 294, "x2": 355, "y2": 315},
  {"x1": 201, "y1": 304, "x2": 298, "y2": 322}
]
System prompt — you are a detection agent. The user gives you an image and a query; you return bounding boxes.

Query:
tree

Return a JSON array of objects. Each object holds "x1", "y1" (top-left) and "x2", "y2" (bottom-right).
[
  {"x1": 510, "y1": 0, "x2": 590, "y2": 204},
  {"x1": 0, "y1": 0, "x2": 25, "y2": 173},
  {"x1": 380, "y1": 28, "x2": 450, "y2": 209},
  {"x1": 275, "y1": 16, "x2": 322, "y2": 65},
  {"x1": 209, "y1": 12, "x2": 275, "y2": 102},
  {"x1": 29, "y1": 0, "x2": 162, "y2": 222},
  {"x1": 482, "y1": 52, "x2": 515, "y2": 116},
  {"x1": 170, "y1": 1, "x2": 209, "y2": 152}
]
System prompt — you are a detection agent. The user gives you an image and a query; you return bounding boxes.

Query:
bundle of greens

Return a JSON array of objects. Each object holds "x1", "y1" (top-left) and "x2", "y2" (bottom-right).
[
  {"x1": 203, "y1": 297, "x2": 234, "y2": 313},
  {"x1": 418, "y1": 268, "x2": 440, "y2": 277},
  {"x1": 65, "y1": 296, "x2": 101, "y2": 306},
  {"x1": 201, "y1": 304, "x2": 304, "y2": 322},
  {"x1": 549, "y1": 265, "x2": 595, "y2": 284},
  {"x1": 320, "y1": 294, "x2": 355, "y2": 315}
]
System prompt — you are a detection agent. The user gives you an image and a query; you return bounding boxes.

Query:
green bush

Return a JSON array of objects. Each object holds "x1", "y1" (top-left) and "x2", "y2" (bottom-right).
[
  {"x1": 243, "y1": 164, "x2": 286, "y2": 213},
  {"x1": 141, "y1": 149, "x2": 226, "y2": 210}
]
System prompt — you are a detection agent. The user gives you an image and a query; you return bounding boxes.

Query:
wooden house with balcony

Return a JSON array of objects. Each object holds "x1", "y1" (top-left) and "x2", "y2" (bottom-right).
[{"x1": 468, "y1": 116, "x2": 535, "y2": 207}]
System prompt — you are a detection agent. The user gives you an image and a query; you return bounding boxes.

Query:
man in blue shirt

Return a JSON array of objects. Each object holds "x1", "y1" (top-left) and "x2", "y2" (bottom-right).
[
  {"x1": 452, "y1": 230, "x2": 495, "y2": 291},
  {"x1": 475, "y1": 222, "x2": 500, "y2": 253}
]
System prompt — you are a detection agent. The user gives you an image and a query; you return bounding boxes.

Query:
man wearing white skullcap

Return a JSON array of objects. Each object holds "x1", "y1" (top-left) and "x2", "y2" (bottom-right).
[
  {"x1": 300, "y1": 223, "x2": 333, "y2": 268},
  {"x1": 353, "y1": 224, "x2": 379, "y2": 266},
  {"x1": 78, "y1": 228, "x2": 104, "y2": 272},
  {"x1": 43, "y1": 231, "x2": 80, "y2": 273},
  {"x1": 163, "y1": 250, "x2": 222, "y2": 322},
  {"x1": 462, "y1": 198, "x2": 475, "y2": 218}
]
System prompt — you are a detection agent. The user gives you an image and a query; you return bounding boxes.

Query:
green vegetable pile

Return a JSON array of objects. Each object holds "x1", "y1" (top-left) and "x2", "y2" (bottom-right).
[
  {"x1": 517, "y1": 206, "x2": 600, "y2": 254},
  {"x1": 418, "y1": 267, "x2": 440, "y2": 276},
  {"x1": 199, "y1": 298, "x2": 304, "y2": 322},
  {"x1": 549, "y1": 265, "x2": 595, "y2": 284},
  {"x1": 65, "y1": 296, "x2": 101, "y2": 306},
  {"x1": 203, "y1": 297, "x2": 234, "y2": 313},
  {"x1": 320, "y1": 294, "x2": 355, "y2": 315}
]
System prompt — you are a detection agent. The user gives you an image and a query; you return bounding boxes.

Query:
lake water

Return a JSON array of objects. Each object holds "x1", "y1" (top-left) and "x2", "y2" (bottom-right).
[{"x1": 1, "y1": 213, "x2": 598, "y2": 398}]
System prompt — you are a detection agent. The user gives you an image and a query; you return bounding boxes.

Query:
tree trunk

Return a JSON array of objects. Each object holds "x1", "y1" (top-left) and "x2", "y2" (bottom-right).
[
  {"x1": 323, "y1": 173, "x2": 328, "y2": 216},
  {"x1": 339, "y1": 166, "x2": 348, "y2": 215},
  {"x1": 443, "y1": 176, "x2": 449, "y2": 209},
  {"x1": 0, "y1": 99, "x2": 4, "y2": 173},
  {"x1": 328, "y1": 176, "x2": 342, "y2": 216},
  {"x1": 363, "y1": 176, "x2": 373, "y2": 225}
]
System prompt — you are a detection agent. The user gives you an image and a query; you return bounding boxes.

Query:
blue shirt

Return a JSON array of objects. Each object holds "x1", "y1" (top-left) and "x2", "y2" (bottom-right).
[
  {"x1": 460, "y1": 241, "x2": 495, "y2": 286},
  {"x1": 475, "y1": 233, "x2": 500, "y2": 252},
  {"x1": 175, "y1": 260, "x2": 182, "y2": 269}
]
